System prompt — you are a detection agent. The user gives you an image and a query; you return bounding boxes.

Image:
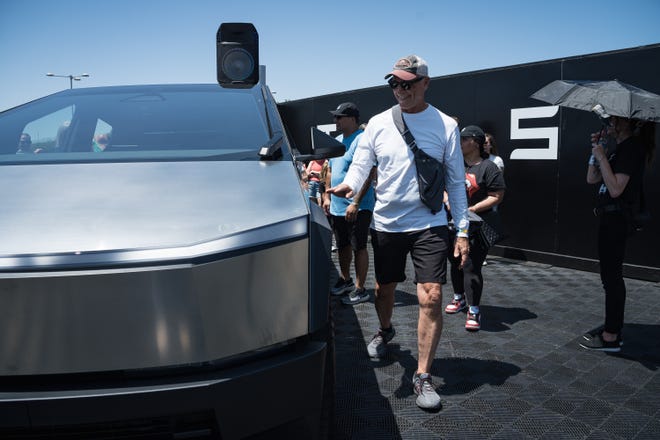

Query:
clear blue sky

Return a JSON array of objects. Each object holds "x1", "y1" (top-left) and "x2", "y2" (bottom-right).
[{"x1": 1, "y1": 0, "x2": 659, "y2": 111}]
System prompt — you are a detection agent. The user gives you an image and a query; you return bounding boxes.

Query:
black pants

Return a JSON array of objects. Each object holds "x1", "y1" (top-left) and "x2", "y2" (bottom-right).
[
  {"x1": 598, "y1": 212, "x2": 628, "y2": 335},
  {"x1": 448, "y1": 236, "x2": 489, "y2": 307}
]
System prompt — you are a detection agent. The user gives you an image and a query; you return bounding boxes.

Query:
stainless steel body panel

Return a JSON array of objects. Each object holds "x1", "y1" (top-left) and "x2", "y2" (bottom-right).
[
  {"x1": 0, "y1": 239, "x2": 308, "y2": 375},
  {"x1": 0, "y1": 160, "x2": 306, "y2": 259}
]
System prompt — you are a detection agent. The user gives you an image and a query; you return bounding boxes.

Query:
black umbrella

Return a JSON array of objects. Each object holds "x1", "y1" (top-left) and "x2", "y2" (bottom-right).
[{"x1": 531, "y1": 79, "x2": 660, "y2": 122}]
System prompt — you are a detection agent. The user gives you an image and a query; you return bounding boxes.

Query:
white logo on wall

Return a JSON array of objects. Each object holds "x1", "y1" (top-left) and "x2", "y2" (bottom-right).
[
  {"x1": 316, "y1": 124, "x2": 336, "y2": 135},
  {"x1": 510, "y1": 106, "x2": 559, "y2": 160}
]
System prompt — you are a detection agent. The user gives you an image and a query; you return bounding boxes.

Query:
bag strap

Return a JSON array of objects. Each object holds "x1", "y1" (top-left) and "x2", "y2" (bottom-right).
[{"x1": 392, "y1": 105, "x2": 420, "y2": 153}]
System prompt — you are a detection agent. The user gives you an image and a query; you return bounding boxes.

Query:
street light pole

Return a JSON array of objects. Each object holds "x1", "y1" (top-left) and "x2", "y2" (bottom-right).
[{"x1": 46, "y1": 72, "x2": 90, "y2": 89}]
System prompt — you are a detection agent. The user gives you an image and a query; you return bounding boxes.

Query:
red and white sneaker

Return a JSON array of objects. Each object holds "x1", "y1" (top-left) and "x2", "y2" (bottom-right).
[
  {"x1": 465, "y1": 310, "x2": 481, "y2": 331},
  {"x1": 445, "y1": 294, "x2": 467, "y2": 314}
]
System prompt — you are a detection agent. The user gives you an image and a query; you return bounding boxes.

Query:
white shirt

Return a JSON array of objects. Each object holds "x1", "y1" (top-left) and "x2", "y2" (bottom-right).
[
  {"x1": 489, "y1": 154, "x2": 505, "y2": 171},
  {"x1": 342, "y1": 105, "x2": 469, "y2": 235}
]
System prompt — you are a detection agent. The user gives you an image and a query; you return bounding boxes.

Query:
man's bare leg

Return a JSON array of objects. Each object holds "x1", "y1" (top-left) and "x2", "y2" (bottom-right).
[
  {"x1": 416, "y1": 281, "x2": 443, "y2": 374},
  {"x1": 337, "y1": 245, "x2": 352, "y2": 282},
  {"x1": 354, "y1": 247, "x2": 369, "y2": 290},
  {"x1": 374, "y1": 281, "x2": 396, "y2": 329}
]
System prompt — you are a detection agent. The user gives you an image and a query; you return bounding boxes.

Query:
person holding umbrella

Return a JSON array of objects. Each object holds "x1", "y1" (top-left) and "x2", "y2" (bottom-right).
[
  {"x1": 531, "y1": 79, "x2": 658, "y2": 352},
  {"x1": 580, "y1": 114, "x2": 655, "y2": 352}
]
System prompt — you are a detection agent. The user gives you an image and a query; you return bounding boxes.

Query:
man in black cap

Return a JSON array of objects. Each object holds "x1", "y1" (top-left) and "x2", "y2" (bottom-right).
[
  {"x1": 327, "y1": 55, "x2": 470, "y2": 410},
  {"x1": 323, "y1": 102, "x2": 376, "y2": 306}
]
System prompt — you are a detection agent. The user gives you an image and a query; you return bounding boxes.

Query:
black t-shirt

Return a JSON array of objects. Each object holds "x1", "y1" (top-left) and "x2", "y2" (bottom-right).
[
  {"x1": 597, "y1": 136, "x2": 645, "y2": 207},
  {"x1": 465, "y1": 158, "x2": 506, "y2": 209}
]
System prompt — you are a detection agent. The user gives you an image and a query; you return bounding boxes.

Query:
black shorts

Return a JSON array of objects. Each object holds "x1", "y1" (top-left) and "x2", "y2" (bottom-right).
[
  {"x1": 370, "y1": 226, "x2": 449, "y2": 285},
  {"x1": 331, "y1": 210, "x2": 372, "y2": 250}
]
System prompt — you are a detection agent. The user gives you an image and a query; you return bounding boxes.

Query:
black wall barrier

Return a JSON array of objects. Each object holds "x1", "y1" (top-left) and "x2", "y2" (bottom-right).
[{"x1": 279, "y1": 44, "x2": 660, "y2": 281}]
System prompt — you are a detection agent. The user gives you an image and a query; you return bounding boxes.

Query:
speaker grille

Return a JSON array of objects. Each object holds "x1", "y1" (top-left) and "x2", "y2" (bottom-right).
[{"x1": 222, "y1": 47, "x2": 254, "y2": 81}]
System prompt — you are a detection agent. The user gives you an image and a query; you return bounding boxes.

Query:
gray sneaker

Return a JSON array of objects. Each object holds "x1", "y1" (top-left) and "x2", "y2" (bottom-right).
[
  {"x1": 341, "y1": 288, "x2": 370, "y2": 305},
  {"x1": 413, "y1": 373, "x2": 441, "y2": 410},
  {"x1": 366, "y1": 326, "x2": 395, "y2": 358}
]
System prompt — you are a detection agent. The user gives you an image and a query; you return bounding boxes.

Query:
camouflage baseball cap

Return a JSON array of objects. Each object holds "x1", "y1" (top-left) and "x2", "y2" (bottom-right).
[{"x1": 384, "y1": 55, "x2": 429, "y2": 81}]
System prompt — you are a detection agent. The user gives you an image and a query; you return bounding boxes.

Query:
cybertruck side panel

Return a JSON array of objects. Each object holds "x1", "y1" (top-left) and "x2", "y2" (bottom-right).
[
  {"x1": 0, "y1": 239, "x2": 308, "y2": 376},
  {"x1": 308, "y1": 202, "x2": 332, "y2": 333}
]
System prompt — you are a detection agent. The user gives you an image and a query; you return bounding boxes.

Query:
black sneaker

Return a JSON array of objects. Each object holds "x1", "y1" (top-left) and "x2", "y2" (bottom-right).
[
  {"x1": 579, "y1": 333, "x2": 622, "y2": 352},
  {"x1": 341, "y1": 288, "x2": 370, "y2": 305},
  {"x1": 582, "y1": 325, "x2": 624, "y2": 345},
  {"x1": 582, "y1": 324, "x2": 604, "y2": 340},
  {"x1": 366, "y1": 326, "x2": 395, "y2": 358},
  {"x1": 331, "y1": 277, "x2": 355, "y2": 296}
]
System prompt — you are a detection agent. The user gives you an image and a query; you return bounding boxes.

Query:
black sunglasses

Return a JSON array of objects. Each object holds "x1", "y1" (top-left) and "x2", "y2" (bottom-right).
[{"x1": 388, "y1": 76, "x2": 424, "y2": 90}]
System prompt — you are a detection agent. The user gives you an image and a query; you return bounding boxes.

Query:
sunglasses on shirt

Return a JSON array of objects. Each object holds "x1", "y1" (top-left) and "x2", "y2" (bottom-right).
[{"x1": 388, "y1": 76, "x2": 424, "y2": 90}]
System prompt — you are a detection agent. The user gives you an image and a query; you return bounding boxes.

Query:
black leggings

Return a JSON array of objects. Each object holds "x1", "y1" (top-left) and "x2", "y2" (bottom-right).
[
  {"x1": 448, "y1": 237, "x2": 489, "y2": 306},
  {"x1": 598, "y1": 212, "x2": 628, "y2": 335}
]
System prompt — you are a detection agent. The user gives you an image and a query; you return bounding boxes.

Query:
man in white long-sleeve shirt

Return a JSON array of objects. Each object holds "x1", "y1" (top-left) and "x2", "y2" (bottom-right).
[{"x1": 327, "y1": 54, "x2": 470, "y2": 411}]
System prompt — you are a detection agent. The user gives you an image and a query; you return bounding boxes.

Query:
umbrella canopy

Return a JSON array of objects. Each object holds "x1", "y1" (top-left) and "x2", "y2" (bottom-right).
[{"x1": 531, "y1": 79, "x2": 660, "y2": 122}]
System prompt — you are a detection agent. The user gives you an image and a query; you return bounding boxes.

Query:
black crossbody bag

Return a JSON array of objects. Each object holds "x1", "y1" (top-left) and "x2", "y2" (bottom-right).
[{"x1": 391, "y1": 105, "x2": 445, "y2": 214}]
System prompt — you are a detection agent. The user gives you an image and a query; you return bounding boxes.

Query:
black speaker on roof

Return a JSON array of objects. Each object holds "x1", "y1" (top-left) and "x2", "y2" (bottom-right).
[{"x1": 216, "y1": 23, "x2": 259, "y2": 88}]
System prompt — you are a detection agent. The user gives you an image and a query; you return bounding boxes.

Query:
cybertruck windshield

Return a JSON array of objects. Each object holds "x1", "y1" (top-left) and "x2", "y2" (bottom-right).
[{"x1": 0, "y1": 84, "x2": 272, "y2": 162}]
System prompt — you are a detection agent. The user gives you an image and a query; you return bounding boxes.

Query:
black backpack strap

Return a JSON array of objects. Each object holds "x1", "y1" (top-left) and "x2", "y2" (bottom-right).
[{"x1": 392, "y1": 105, "x2": 419, "y2": 153}]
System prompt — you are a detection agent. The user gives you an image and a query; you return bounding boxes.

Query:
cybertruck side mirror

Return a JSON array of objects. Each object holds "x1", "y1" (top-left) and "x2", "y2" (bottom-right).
[
  {"x1": 294, "y1": 127, "x2": 346, "y2": 162},
  {"x1": 217, "y1": 23, "x2": 259, "y2": 88}
]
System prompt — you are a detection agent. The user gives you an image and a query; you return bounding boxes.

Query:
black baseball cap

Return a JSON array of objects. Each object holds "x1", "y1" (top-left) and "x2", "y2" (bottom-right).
[
  {"x1": 329, "y1": 102, "x2": 360, "y2": 118},
  {"x1": 460, "y1": 125, "x2": 485, "y2": 140}
]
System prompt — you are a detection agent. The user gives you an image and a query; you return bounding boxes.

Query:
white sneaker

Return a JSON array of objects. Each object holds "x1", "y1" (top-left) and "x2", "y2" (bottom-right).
[
  {"x1": 413, "y1": 373, "x2": 441, "y2": 410},
  {"x1": 366, "y1": 326, "x2": 395, "y2": 358}
]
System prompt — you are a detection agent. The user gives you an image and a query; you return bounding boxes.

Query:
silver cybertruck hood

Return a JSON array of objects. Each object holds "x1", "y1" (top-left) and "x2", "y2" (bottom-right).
[{"x1": 0, "y1": 160, "x2": 308, "y2": 269}]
